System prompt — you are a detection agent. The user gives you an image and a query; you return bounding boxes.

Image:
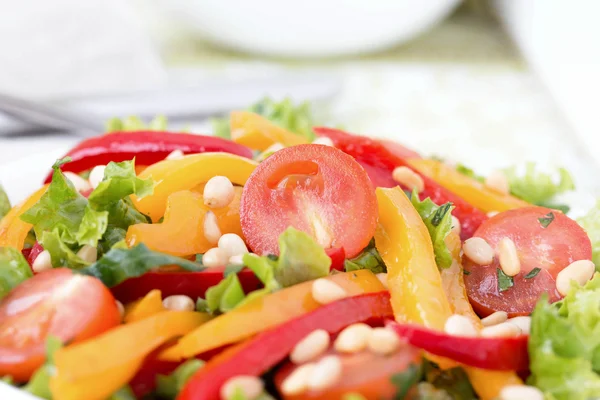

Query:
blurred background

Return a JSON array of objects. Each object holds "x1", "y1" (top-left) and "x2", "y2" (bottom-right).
[{"x1": 0, "y1": 0, "x2": 598, "y2": 204}]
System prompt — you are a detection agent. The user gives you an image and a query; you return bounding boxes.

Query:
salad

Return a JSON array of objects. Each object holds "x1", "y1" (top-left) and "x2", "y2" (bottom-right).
[{"x1": 0, "y1": 98, "x2": 599, "y2": 400}]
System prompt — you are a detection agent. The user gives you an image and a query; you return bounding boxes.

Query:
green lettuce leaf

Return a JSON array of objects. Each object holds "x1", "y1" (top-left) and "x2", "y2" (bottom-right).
[
  {"x1": 423, "y1": 361, "x2": 476, "y2": 400},
  {"x1": 24, "y1": 336, "x2": 62, "y2": 399},
  {"x1": 107, "y1": 386, "x2": 136, "y2": 400},
  {"x1": 105, "y1": 115, "x2": 167, "y2": 132},
  {"x1": 0, "y1": 185, "x2": 10, "y2": 219},
  {"x1": 0, "y1": 247, "x2": 33, "y2": 299},
  {"x1": 504, "y1": 163, "x2": 574, "y2": 208},
  {"x1": 76, "y1": 244, "x2": 204, "y2": 287},
  {"x1": 74, "y1": 206, "x2": 108, "y2": 247},
  {"x1": 41, "y1": 231, "x2": 90, "y2": 269},
  {"x1": 411, "y1": 191, "x2": 454, "y2": 270},
  {"x1": 455, "y1": 164, "x2": 484, "y2": 183},
  {"x1": 578, "y1": 200, "x2": 600, "y2": 270},
  {"x1": 88, "y1": 160, "x2": 153, "y2": 208},
  {"x1": 344, "y1": 238, "x2": 386, "y2": 274},
  {"x1": 205, "y1": 273, "x2": 246, "y2": 313},
  {"x1": 212, "y1": 97, "x2": 316, "y2": 141},
  {"x1": 156, "y1": 359, "x2": 204, "y2": 399},
  {"x1": 528, "y1": 275, "x2": 600, "y2": 399}
]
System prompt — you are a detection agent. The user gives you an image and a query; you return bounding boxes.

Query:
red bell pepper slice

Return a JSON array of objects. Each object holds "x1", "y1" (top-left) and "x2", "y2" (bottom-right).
[
  {"x1": 110, "y1": 268, "x2": 262, "y2": 304},
  {"x1": 314, "y1": 127, "x2": 488, "y2": 239},
  {"x1": 178, "y1": 291, "x2": 393, "y2": 400},
  {"x1": 387, "y1": 321, "x2": 529, "y2": 371},
  {"x1": 326, "y1": 247, "x2": 345, "y2": 271},
  {"x1": 43, "y1": 131, "x2": 253, "y2": 183}
]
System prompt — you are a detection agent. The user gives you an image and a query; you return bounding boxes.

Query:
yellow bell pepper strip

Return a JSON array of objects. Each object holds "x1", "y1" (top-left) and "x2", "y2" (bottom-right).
[
  {"x1": 407, "y1": 159, "x2": 529, "y2": 213},
  {"x1": 126, "y1": 191, "x2": 211, "y2": 256},
  {"x1": 50, "y1": 311, "x2": 209, "y2": 400},
  {"x1": 160, "y1": 270, "x2": 384, "y2": 361},
  {"x1": 375, "y1": 187, "x2": 522, "y2": 399},
  {"x1": 123, "y1": 289, "x2": 165, "y2": 323},
  {"x1": 190, "y1": 184, "x2": 245, "y2": 240},
  {"x1": 132, "y1": 153, "x2": 258, "y2": 222},
  {"x1": 0, "y1": 185, "x2": 47, "y2": 250},
  {"x1": 230, "y1": 111, "x2": 309, "y2": 151}
]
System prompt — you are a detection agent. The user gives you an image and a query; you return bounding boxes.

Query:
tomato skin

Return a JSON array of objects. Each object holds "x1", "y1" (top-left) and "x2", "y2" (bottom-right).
[
  {"x1": 464, "y1": 207, "x2": 592, "y2": 317},
  {"x1": 274, "y1": 347, "x2": 422, "y2": 400},
  {"x1": 240, "y1": 144, "x2": 378, "y2": 258},
  {"x1": 0, "y1": 269, "x2": 120, "y2": 381}
]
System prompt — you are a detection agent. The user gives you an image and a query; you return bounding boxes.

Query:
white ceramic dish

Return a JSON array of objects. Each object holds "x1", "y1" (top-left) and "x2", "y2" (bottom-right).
[{"x1": 150, "y1": 0, "x2": 461, "y2": 57}]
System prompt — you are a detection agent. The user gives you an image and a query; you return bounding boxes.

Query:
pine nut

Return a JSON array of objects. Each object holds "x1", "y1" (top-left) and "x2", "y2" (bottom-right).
[
  {"x1": 229, "y1": 255, "x2": 245, "y2": 265},
  {"x1": 63, "y1": 172, "x2": 92, "y2": 193},
  {"x1": 367, "y1": 327, "x2": 401, "y2": 355},
  {"x1": 444, "y1": 314, "x2": 478, "y2": 337},
  {"x1": 392, "y1": 167, "x2": 424, "y2": 193},
  {"x1": 32, "y1": 250, "x2": 52, "y2": 273},
  {"x1": 88, "y1": 165, "x2": 106, "y2": 189},
  {"x1": 290, "y1": 329, "x2": 330, "y2": 364},
  {"x1": 451, "y1": 215, "x2": 461, "y2": 236},
  {"x1": 204, "y1": 176, "x2": 235, "y2": 209},
  {"x1": 508, "y1": 316, "x2": 531, "y2": 335},
  {"x1": 556, "y1": 260, "x2": 595, "y2": 296},
  {"x1": 312, "y1": 137, "x2": 334, "y2": 147},
  {"x1": 281, "y1": 363, "x2": 315, "y2": 396},
  {"x1": 499, "y1": 385, "x2": 544, "y2": 400},
  {"x1": 203, "y1": 211, "x2": 222, "y2": 245},
  {"x1": 218, "y1": 233, "x2": 248, "y2": 258},
  {"x1": 307, "y1": 355, "x2": 342, "y2": 391},
  {"x1": 312, "y1": 279, "x2": 348, "y2": 305},
  {"x1": 165, "y1": 149, "x2": 184, "y2": 160},
  {"x1": 375, "y1": 273, "x2": 388, "y2": 289},
  {"x1": 115, "y1": 300, "x2": 125, "y2": 318},
  {"x1": 485, "y1": 171, "x2": 509, "y2": 194},
  {"x1": 220, "y1": 375, "x2": 264, "y2": 400},
  {"x1": 334, "y1": 323, "x2": 372, "y2": 353},
  {"x1": 202, "y1": 248, "x2": 229, "y2": 268},
  {"x1": 487, "y1": 211, "x2": 499, "y2": 218},
  {"x1": 481, "y1": 321, "x2": 521, "y2": 338},
  {"x1": 76, "y1": 245, "x2": 98, "y2": 264},
  {"x1": 481, "y1": 311, "x2": 508, "y2": 327},
  {"x1": 463, "y1": 237, "x2": 494, "y2": 265},
  {"x1": 162, "y1": 295, "x2": 195, "y2": 311},
  {"x1": 498, "y1": 238, "x2": 520, "y2": 276}
]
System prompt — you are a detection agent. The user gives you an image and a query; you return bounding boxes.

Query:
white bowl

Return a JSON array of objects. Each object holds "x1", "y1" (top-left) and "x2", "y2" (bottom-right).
[{"x1": 151, "y1": 0, "x2": 461, "y2": 58}]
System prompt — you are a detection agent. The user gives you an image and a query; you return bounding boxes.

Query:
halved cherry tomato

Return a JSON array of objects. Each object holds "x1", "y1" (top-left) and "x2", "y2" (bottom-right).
[
  {"x1": 275, "y1": 346, "x2": 422, "y2": 400},
  {"x1": 464, "y1": 207, "x2": 592, "y2": 317},
  {"x1": 0, "y1": 269, "x2": 120, "y2": 381},
  {"x1": 240, "y1": 144, "x2": 377, "y2": 258}
]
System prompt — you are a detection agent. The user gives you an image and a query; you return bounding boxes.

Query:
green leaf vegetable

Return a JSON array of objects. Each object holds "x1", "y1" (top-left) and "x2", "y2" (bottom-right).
[
  {"x1": 504, "y1": 163, "x2": 574, "y2": 211},
  {"x1": 0, "y1": 247, "x2": 33, "y2": 299},
  {"x1": 528, "y1": 274, "x2": 600, "y2": 399},
  {"x1": 77, "y1": 244, "x2": 204, "y2": 287},
  {"x1": 578, "y1": 200, "x2": 600, "y2": 270},
  {"x1": 455, "y1": 164, "x2": 484, "y2": 183},
  {"x1": 0, "y1": 184, "x2": 10, "y2": 219},
  {"x1": 390, "y1": 364, "x2": 423, "y2": 399},
  {"x1": 212, "y1": 97, "x2": 317, "y2": 141},
  {"x1": 156, "y1": 359, "x2": 204, "y2": 399},
  {"x1": 497, "y1": 268, "x2": 514, "y2": 292},
  {"x1": 20, "y1": 158, "x2": 153, "y2": 268},
  {"x1": 107, "y1": 386, "x2": 136, "y2": 400},
  {"x1": 105, "y1": 115, "x2": 167, "y2": 133},
  {"x1": 422, "y1": 361, "x2": 476, "y2": 400},
  {"x1": 411, "y1": 191, "x2": 454, "y2": 270},
  {"x1": 344, "y1": 238, "x2": 386, "y2": 274},
  {"x1": 24, "y1": 336, "x2": 62, "y2": 399},
  {"x1": 204, "y1": 273, "x2": 247, "y2": 313}
]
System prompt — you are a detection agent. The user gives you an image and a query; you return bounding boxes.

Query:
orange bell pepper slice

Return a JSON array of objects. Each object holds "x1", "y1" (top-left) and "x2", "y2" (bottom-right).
[
  {"x1": 50, "y1": 311, "x2": 209, "y2": 400},
  {"x1": 230, "y1": 111, "x2": 308, "y2": 151},
  {"x1": 191, "y1": 184, "x2": 245, "y2": 240},
  {"x1": 123, "y1": 289, "x2": 164, "y2": 323},
  {"x1": 407, "y1": 159, "x2": 528, "y2": 213},
  {"x1": 374, "y1": 187, "x2": 521, "y2": 399},
  {"x1": 0, "y1": 185, "x2": 47, "y2": 250},
  {"x1": 131, "y1": 152, "x2": 258, "y2": 222},
  {"x1": 160, "y1": 270, "x2": 385, "y2": 361}
]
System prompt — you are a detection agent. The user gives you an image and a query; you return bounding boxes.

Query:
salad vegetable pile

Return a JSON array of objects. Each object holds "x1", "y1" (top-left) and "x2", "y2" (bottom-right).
[{"x1": 0, "y1": 97, "x2": 598, "y2": 400}]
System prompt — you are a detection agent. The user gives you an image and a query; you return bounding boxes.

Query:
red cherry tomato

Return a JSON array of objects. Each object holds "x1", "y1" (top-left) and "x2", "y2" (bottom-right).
[
  {"x1": 240, "y1": 144, "x2": 378, "y2": 258},
  {"x1": 464, "y1": 207, "x2": 592, "y2": 317},
  {"x1": 274, "y1": 347, "x2": 422, "y2": 400},
  {"x1": 0, "y1": 268, "x2": 120, "y2": 381}
]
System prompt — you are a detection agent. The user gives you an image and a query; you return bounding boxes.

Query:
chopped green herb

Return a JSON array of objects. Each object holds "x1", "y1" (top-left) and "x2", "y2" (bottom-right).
[
  {"x1": 525, "y1": 267, "x2": 541, "y2": 279},
  {"x1": 538, "y1": 212, "x2": 555, "y2": 229},
  {"x1": 423, "y1": 361, "x2": 476, "y2": 399},
  {"x1": 497, "y1": 268, "x2": 514, "y2": 292},
  {"x1": 390, "y1": 363, "x2": 423, "y2": 399},
  {"x1": 463, "y1": 270, "x2": 471, "y2": 276},
  {"x1": 344, "y1": 239, "x2": 386, "y2": 274},
  {"x1": 431, "y1": 203, "x2": 453, "y2": 227}
]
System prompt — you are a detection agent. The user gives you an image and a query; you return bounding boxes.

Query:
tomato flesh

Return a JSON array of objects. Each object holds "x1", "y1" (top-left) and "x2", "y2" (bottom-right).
[
  {"x1": 464, "y1": 207, "x2": 592, "y2": 317},
  {"x1": 274, "y1": 347, "x2": 422, "y2": 400},
  {"x1": 240, "y1": 144, "x2": 377, "y2": 258},
  {"x1": 0, "y1": 269, "x2": 120, "y2": 381}
]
